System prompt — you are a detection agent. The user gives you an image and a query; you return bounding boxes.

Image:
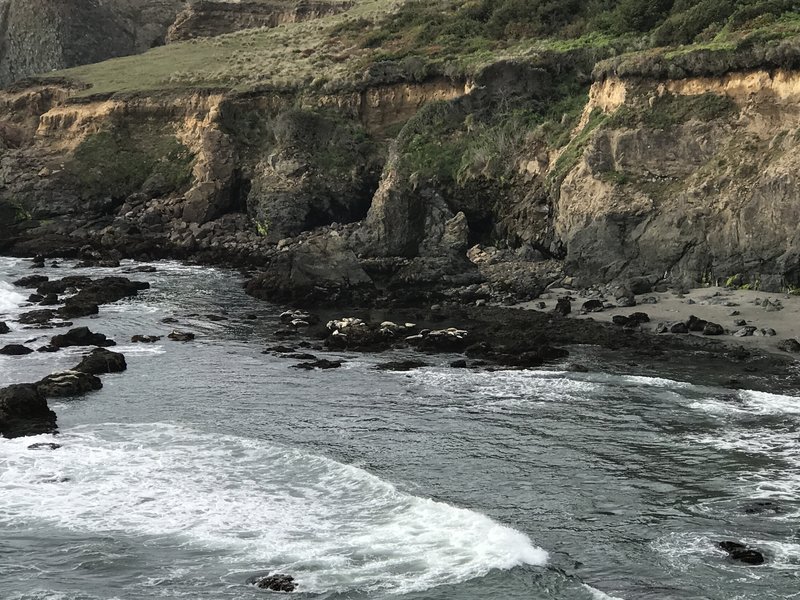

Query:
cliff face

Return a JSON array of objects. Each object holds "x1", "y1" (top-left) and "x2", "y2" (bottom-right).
[
  {"x1": 0, "y1": 0, "x2": 186, "y2": 87},
  {"x1": 166, "y1": 0, "x2": 352, "y2": 42},
  {"x1": 2, "y1": 60, "x2": 800, "y2": 295},
  {"x1": 554, "y1": 70, "x2": 800, "y2": 290}
]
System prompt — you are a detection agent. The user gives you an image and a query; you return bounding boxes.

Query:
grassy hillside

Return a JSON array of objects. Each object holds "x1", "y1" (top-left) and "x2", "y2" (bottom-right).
[{"x1": 49, "y1": 0, "x2": 800, "y2": 97}]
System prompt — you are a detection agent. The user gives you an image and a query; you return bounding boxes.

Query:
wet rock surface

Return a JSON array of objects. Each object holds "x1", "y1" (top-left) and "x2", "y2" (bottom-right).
[
  {"x1": 247, "y1": 573, "x2": 296, "y2": 592},
  {"x1": 0, "y1": 383, "x2": 58, "y2": 438},
  {"x1": 718, "y1": 541, "x2": 765, "y2": 565},
  {"x1": 50, "y1": 327, "x2": 115, "y2": 349},
  {"x1": 74, "y1": 348, "x2": 127, "y2": 374},
  {"x1": 35, "y1": 371, "x2": 103, "y2": 398}
]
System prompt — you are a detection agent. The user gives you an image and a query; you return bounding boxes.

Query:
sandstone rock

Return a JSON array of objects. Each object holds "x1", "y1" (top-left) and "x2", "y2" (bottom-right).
[{"x1": 0, "y1": 384, "x2": 57, "y2": 438}]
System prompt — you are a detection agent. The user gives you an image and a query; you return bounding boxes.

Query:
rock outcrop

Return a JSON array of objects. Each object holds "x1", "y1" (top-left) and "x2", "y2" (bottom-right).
[
  {"x1": 0, "y1": 383, "x2": 57, "y2": 438},
  {"x1": 167, "y1": 0, "x2": 352, "y2": 42},
  {"x1": 0, "y1": 0, "x2": 187, "y2": 87}
]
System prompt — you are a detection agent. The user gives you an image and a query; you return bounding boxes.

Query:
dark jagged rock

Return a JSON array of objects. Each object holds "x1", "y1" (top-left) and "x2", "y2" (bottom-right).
[
  {"x1": 581, "y1": 299, "x2": 605, "y2": 313},
  {"x1": 168, "y1": 330, "x2": 195, "y2": 341},
  {"x1": 0, "y1": 344, "x2": 34, "y2": 355},
  {"x1": 62, "y1": 276, "x2": 150, "y2": 307},
  {"x1": 131, "y1": 335, "x2": 162, "y2": 343},
  {"x1": 39, "y1": 293, "x2": 60, "y2": 306},
  {"x1": 36, "y1": 276, "x2": 93, "y2": 295},
  {"x1": 27, "y1": 294, "x2": 44, "y2": 303},
  {"x1": 450, "y1": 359, "x2": 468, "y2": 368},
  {"x1": 36, "y1": 371, "x2": 103, "y2": 398},
  {"x1": 553, "y1": 298, "x2": 571, "y2": 316},
  {"x1": 687, "y1": 315, "x2": 708, "y2": 332},
  {"x1": 28, "y1": 442, "x2": 61, "y2": 450},
  {"x1": 13, "y1": 275, "x2": 48, "y2": 288},
  {"x1": 247, "y1": 573, "x2": 296, "y2": 592},
  {"x1": 670, "y1": 322, "x2": 689, "y2": 334},
  {"x1": 703, "y1": 322, "x2": 725, "y2": 336},
  {"x1": 0, "y1": 322, "x2": 10, "y2": 334},
  {"x1": 18, "y1": 309, "x2": 56, "y2": 324},
  {"x1": 74, "y1": 348, "x2": 127, "y2": 374},
  {"x1": 291, "y1": 359, "x2": 342, "y2": 370},
  {"x1": 375, "y1": 360, "x2": 428, "y2": 371},
  {"x1": 0, "y1": 384, "x2": 57, "y2": 438},
  {"x1": 285, "y1": 353, "x2": 317, "y2": 360},
  {"x1": 56, "y1": 303, "x2": 100, "y2": 319},
  {"x1": 777, "y1": 338, "x2": 800, "y2": 353},
  {"x1": 718, "y1": 541, "x2": 765, "y2": 565},
  {"x1": 37, "y1": 344, "x2": 59, "y2": 353},
  {"x1": 742, "y1": 501, "x2": 783, "y2": 515},
  {"x1": 51, "y1": 327, "x2": 115, "y2": 348}
]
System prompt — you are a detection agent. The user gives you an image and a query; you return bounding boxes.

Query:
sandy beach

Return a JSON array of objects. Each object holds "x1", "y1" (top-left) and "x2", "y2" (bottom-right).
[{"x1": 519, "y1": 286, "x2": 800, "y2": 356}]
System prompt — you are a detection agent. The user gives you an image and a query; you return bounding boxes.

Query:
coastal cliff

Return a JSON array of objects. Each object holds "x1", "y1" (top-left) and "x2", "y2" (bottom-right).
[
  {"x1": 2, "y1": 0, "x2": 800, "y2": 302},
  {"x1": 0, "y1": 0, "x2": 186, "y2": 87}
]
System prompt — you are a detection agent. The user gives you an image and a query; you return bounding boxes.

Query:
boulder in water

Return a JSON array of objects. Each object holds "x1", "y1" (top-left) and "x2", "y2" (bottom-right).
[
  {"x1": 0, "y1": 384, "x2": 58, "y2": 438},
  {"x1": 131, "y1": 335, "x2": 162, "y2": 343},
  {"x1": 291, "y1": 359, "x2": 342, "y2": 370},
  {"x1": 718, "y1": 541, "x2": 765, "y2": 565},
  {"x1": 375, "y1": 360, "x2": 428, "y2": 371},
  {"x1": 51, "y1": 327, "x2": 115, "y2": 349},
  {"x1": 12, "y1": 275, "x2": 48, "y2": 288},
  {"x1": 28, "y1": 442, "x2": 62, "y2": 451},
  {"x1": 0, "y1": 344, "x2": 34, "y2": 355},
  {"x1": 17, "y1": 309, "x2": 56, "y2": 324},
  {"x1": 248, "y1": 573, "x2": 296, "y2": 592},
  {"x1": 168, "y1": 330, "x2": 195, "y2": 342},
  {"x1": 74, "y1": 348, "x2": 127, "y2": 374},
  {"x1": 36, "y1": 371, "x2": 103, "y2": 398},
  {"x1": 0, "y1": 321, "x2": 10, "y2": 334}
]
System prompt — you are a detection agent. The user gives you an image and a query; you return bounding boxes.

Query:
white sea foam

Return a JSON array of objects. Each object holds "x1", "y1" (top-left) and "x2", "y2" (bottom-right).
[
  {"x1": 0, "y1": 424, "x2": 547, "y2": 595},
  {"x1": 583, "y1": 584, "x2": 626, "y2": 600},
  {"x1": 690, "y1": 389, "x2": 800, "y2": 416},
  {"x1": 0, "y1": 279, "x2": 25, "y2": 316}
]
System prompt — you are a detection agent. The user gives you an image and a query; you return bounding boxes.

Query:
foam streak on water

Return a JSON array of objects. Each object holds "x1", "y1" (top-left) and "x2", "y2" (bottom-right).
[{"x1": 0, "y1": 424, "x2": 546, "y2": 595}]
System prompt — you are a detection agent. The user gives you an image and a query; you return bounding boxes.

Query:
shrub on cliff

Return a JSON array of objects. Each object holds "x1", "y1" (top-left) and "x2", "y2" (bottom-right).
[{"x1": 67, "y1": 128, "x2": 194, "y2": 201}]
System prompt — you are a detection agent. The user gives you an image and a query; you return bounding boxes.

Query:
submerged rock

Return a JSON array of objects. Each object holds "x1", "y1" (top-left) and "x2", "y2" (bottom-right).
[
  {"x1": 131, "y1": 335, "x2": 162, "y2": 343},
  {"x1": 718, "y1": 541, "x2": 765, "y2": 565},
  {"x1": 28, "y1": 442, "x2": 62, "y2": 451},
  {"x1": 168, "y1": 330, "x2": 195, "y2": 341},
  {"x1": 248, "y1": 573, "x2": 296, "y2": 592},
  {"x1": 291, "y1": 359, "x2": 342, "y2": 370},
  {"x1": 0, "y1": 384, "x2": 58, "y2": 438},
  {"x1": 375, "y1": 360, "x2": 428, "y2": 371}
]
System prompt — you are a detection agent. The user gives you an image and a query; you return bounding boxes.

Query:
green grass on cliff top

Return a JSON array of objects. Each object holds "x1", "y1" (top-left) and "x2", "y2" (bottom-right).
[{"x1": 49, "y1": 0, "x2": 800, "y2": 97}]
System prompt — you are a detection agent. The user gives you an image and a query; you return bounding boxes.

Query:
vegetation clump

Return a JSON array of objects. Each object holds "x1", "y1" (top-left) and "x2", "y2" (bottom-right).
[{"x1": 68, "y1": 127, "x2": 194, "y2": 200}]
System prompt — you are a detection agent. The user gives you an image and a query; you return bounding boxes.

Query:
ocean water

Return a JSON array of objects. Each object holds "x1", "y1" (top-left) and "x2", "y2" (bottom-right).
[{"x1": 1, "y1": 257, "x2": 798, "y2": 600}]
